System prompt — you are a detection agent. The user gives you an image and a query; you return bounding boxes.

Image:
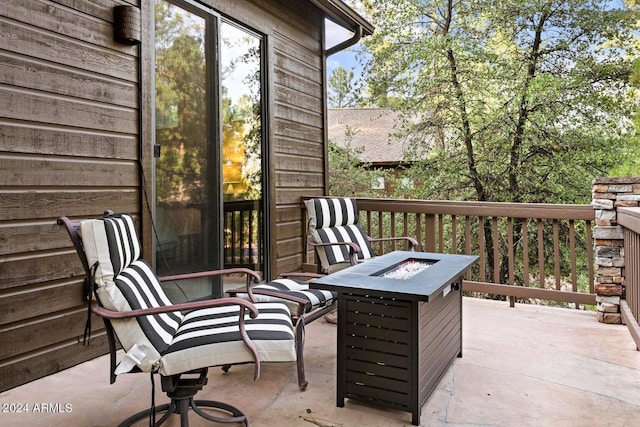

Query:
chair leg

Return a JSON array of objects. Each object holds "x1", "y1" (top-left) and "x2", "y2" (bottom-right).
[
  {"x1": 323, "y1": 305, "x2": 338, "y2": 324},
  {"x1": 295, "y1": 318, "x2": 308, "y2": 391},
  {"x1": 223, "y1": 322, "x2": 309, "y2": 391},
  {"x1": 118, "y1": 403, "x2": 171, "y2": 427},
  {"x1": 179, "y1": 398, "x2": 190, "y2": 426},
  {"x1": 192, "y1": 399, "x2": 248, "y2": 425}
]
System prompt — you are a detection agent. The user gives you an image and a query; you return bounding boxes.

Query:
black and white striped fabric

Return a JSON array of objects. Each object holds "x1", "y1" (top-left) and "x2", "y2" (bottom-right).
[
  {"x1": 305, "y1": 198, "x2": 375, "y2": 273},
  {"x1": 239, "y1": 278, "x2": 336, "y2": 317},
  {"x1": 80, "y1": 214, "x2": 296, "y2": 377},
  {"x1": 162, "y1": 301, "x2": 295, "y2": 375},
  {"x1": 103, "y1": 215, "x2": 141, "y2": 275}
]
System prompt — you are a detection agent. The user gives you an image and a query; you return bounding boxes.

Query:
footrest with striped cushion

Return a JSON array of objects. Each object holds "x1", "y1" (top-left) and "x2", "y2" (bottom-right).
[{"x1": 234, "y1": 278, "x2": 336, "y2": 317}]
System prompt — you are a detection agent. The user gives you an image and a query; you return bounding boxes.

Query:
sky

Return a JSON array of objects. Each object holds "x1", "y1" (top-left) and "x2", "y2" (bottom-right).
[{"x1": 324, "y1": 19, "x2": 366, "y2": 84}]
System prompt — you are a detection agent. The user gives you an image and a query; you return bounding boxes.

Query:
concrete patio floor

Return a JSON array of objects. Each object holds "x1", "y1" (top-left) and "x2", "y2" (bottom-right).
[{"x1": 1, "y1": 297, "x2": 639, "y2": 427}]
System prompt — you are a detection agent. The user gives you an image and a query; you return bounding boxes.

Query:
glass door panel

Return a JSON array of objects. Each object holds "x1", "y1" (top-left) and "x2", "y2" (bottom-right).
[
  {"x1": 154, "y1": 1, "x2": 214, "y2": 278},
  {"x1": 153, "y1": 0, "x2": 267, "y2": 295},
  {"x1": 220, "y1": 22, "x2": 264, "y2": 273}
]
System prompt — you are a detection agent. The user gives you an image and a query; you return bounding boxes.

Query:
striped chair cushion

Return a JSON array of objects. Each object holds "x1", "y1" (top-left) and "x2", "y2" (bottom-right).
[
  {"x1": 160, "y1": 302, "x2": 296, "y2": 376},
  {"x1": 81, "y1": 214, "x2": 145, "y2": 289},
  {"x1": 103, "y1": 215, "x2": 141, "y2": 275},
  {"x1": 305, "y1": 197, "x2": 359, "y2": 228},
  {"x1": 81, "y1": 215, "x2": 179, "y2": 372},
  {"x1": 242, "y1": 278, "x2": 336, "y2": 317},
  {"x1": 305, "y1": 198, "x2": 375, "y2": 273},
  {"x1": 113, "y1": 259, "x2": 181, "y2": 354}
]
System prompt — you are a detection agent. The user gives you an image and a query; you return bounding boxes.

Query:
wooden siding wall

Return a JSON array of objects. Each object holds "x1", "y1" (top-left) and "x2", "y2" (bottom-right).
[
  {"x1": 1, "y1": 0, "x2": 141, "y2": 392},
  {"x1": 0, "y1": 0, "x2": 329, "y2": 391},
  {"x1": 269, "y1": 2, "x2": 326, "y2": 274}
]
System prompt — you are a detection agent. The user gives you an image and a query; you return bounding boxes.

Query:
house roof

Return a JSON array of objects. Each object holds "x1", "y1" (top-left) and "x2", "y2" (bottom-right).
[
  {"x1": 328, "y1": 108, "x2": 410, "y2": 166},
  {"x1": 310, "y1": 0, "x2": 375, "y2": 36}
]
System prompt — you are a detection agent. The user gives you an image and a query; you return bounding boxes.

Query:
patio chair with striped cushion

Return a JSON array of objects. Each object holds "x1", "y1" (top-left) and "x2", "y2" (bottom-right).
[
  {"x1": 58, "y1": 213, "x2": 296, "y2": 427},
  {"x1": 304, "y1": 197, "x2": 419, "y2": 274}
]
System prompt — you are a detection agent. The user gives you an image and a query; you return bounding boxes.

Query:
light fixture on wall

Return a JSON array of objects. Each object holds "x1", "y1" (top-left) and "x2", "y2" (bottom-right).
[{"x1": 114, "y1": 5, "x2": 141, "y2": 45}]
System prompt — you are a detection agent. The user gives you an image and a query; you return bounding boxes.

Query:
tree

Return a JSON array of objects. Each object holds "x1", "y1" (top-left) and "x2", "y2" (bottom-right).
[
  {"x1": 328, "y1": 125, "x2": 392, "y2": 196},
  {"x1": 155, "y1": 6, "x2": 263, "y2": 204},
  {"x1": 613, "y1": 0, "x2": 640, "y2": 177},
  {"x1": 155, "y1": 2, "x2": 208, "y2": 204},
  {"x1": 611, "y1": 55, "x2": 640, "y2": 176},
  {"x1": 328, "y1": 66, "x2": 357, "y2": 107},
  {"x1": 360, "y1": 0, "x2": 639, "y2": 204}
]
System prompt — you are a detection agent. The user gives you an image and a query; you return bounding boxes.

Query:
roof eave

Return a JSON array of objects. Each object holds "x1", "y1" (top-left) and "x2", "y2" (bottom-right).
[{"x1": 309, "y1": 0, "x2": 375, "y2": 36}]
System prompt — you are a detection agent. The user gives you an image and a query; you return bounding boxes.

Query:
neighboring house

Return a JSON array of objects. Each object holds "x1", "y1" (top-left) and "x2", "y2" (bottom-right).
[
  {"x1": 328, "y1": 108, "x2": 422, "y2": 194},
  {"x1": 0, "y1": 0, "x2": 373, "y2": 392}
]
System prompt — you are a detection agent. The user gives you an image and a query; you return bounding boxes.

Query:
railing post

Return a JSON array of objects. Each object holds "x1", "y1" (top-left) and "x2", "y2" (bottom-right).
[{"x1": 592, "y1": 178, "x2": 640, "y2": 324}]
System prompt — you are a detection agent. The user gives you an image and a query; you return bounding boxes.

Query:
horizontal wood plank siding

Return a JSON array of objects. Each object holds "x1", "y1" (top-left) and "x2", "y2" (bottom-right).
[
  {"x1": 0, "y1": 0, "x2": 140, "y2": 391},
  {"x1": 1, "y1": 0, "x2": 336, "y2": 391},
  {"x1": 270, "y1": 4, "x2": 325, "y2": 275},
  {"x1": 0, "y1": 156, "x2": 139, "y2": 187},
  {"x1": 0, "y1": 190, "x2": 139, "y2": 221},
  {"x1": 0, "y1": 52, "x2": 138, "y2": 109},
  {"x1": 0, "y1": 279, "x2": 85, "y2": 325},
  {"x1": 3, "y1": 334, "x2": 111, "y2": 392},
  {"x1": 0, "y1": 122, "x2": 138, "y2": 159}
]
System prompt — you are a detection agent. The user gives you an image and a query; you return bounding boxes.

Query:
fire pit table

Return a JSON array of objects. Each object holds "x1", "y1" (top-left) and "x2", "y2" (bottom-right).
[{"x1": 311, "y1": 251, "x2": 478, "y2": 425}]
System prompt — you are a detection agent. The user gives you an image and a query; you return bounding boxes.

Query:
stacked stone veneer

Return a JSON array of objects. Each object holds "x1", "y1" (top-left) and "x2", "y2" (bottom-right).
[{"x1": 592, "y1": 177, "x2": 640, "y2": 324}]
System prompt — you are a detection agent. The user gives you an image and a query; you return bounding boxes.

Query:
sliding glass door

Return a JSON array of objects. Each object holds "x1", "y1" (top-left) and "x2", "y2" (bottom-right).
[{"x1": 154, "y1": 0, "x2": 266, "y2": 293}]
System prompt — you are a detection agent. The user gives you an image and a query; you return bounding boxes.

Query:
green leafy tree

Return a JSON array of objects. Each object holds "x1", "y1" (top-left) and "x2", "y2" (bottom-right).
[
  {"x1": 360, "y1": 0, "x2": 639, "y2": 204},
  {"x1": 328, "y1": 125, "x2": 392, "y2": 196},
  {"x1": 155, "y1": 7, "x2": 263, "y2": 204},
  {"x1": 328, "y1": 66, "x2": 357, "y2": 107},
  {"x1": 612, "y1": 0, "x2": 640, "y2": 177}
]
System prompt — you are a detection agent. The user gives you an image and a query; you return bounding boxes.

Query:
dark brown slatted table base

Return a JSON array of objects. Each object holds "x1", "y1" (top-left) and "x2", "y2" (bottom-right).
[
  {"x1": 343, "y1": 293, "x2": 412, "y2": 412},
  {"x1": 340, "y1": 286, "x2": 461, "y2": 424},
  {"x1": 312, "y1": 251, "x2": 478, "y2": 426}
]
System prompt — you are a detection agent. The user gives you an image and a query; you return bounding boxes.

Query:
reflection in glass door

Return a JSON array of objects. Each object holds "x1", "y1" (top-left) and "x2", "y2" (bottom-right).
[
  {"x1": 154, "y1": 0, "x2": 265, "y2": 286},
  {"x1": 220, "y1": 22, "x2": 263, "y2": 272},
  {"x1": 155, "y1": 1, "x2": 212, "y2": 278}
]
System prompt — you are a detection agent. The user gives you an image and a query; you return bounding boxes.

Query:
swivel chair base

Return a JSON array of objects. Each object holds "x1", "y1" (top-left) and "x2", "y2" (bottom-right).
[{"x1": 118, "y1": 368, "x2": 248, "y2": 427}]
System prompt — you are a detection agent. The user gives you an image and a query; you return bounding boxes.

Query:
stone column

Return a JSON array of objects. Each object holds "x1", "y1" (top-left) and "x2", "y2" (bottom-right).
[{"x1": 592, "y1": 177, "x2": 640, "y2": 324}]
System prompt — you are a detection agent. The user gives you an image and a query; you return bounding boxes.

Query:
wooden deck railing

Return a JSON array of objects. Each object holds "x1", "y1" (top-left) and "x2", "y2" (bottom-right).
[
  {"x1": 618, "y1": 207, "x2": 640, "y2": 347},
  {"x1": 224, "y1": 199, "x2": 262, "y2": 270},
  {"x1": 305, "y1": 197, "x2": 597, "y2": 307}
]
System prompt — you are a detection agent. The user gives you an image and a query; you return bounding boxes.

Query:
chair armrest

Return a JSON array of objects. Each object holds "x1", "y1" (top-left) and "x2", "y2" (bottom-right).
[
  {"x1": 368, "y1": 236, "x2": 420, "y2": 251},
  {"x1": 307, "y1": 239, "x2": 361, "y2": 265},
  {"x1": 278, "y1": 272, "x2": 324, "y2": 280},
  {"x1": 159, "y1": 268, "x2": 262, "y2": 300},
  {"x1": 307, "y1": 239, "x2": 361, "y2": 252},
  {"x1": 91, "y1": 297, "x2": 260, "y2": 320},
  {"x1": 159, "y1": 267, "x2": 261, "y2": 284},
  {"x1": 227, "y1": 282, "x2": 311, "y2": 317}
]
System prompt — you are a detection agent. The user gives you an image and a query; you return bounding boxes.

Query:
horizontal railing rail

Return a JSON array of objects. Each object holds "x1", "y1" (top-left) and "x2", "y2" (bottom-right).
[{"x1": 304, "y1": 196, "x2": 596, "y2": 307}]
